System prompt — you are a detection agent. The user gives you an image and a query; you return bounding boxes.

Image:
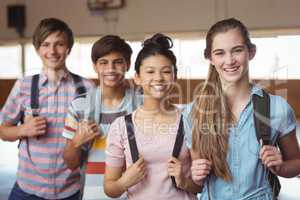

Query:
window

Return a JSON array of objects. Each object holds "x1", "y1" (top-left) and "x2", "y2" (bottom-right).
[
  {"x1": 24, "y1": 44, "x2": 42, "y2": 76},
  {"x1": 174, "y1": 39, "x2": 208, "y2": 79},
  {"x1": 0, "y1": 45, "x2": 22, "y2": 78},
  {"x1": 275, "y1": 35, "x2": 300, "y2": 79},
  {"x1": 66, "y1": 42, "x2": 96, "y2": 78},
  {"x1": 250, "y1": 36, "x2": 300, "y2": 79},
  {"x1": 2, "y1": 32, "x2": 300, "y2": 80}
]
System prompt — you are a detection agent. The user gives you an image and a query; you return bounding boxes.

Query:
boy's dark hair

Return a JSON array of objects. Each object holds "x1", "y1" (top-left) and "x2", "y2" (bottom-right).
[
  {"x1": 32, "y1": 18, "x2": 74, "y2": 51},
  {"x1": 91, "y1": 35, "x2": 132, "y2": 67}
]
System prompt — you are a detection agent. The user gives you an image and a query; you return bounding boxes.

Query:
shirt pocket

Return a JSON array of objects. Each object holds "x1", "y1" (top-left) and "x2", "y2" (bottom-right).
[{"x1": 247, "y1": 122, "x2": 261, "y2": 158}]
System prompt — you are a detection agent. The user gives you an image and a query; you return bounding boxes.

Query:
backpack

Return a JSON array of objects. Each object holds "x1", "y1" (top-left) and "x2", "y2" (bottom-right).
[
  {"x1": 21, "y1": 73, "x2": 86, "y2": 118},
  {"x1": 252, "y1": 90, "x2": 281, "y2": 200},
  {"x1": 124, "y1": 113, "x2": 185, "y2": 189},
  {"x1": 20, "y1": 73, "x2": 87, "y2": 165},
  {"x1": 29, "y1": 73, "x2": 87, "y2": 112}
]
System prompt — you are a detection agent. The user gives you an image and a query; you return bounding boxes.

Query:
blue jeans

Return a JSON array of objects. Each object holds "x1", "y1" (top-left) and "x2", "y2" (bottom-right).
[{"x1": 8, "y1": 183, "x2": 80, "y2": 200}]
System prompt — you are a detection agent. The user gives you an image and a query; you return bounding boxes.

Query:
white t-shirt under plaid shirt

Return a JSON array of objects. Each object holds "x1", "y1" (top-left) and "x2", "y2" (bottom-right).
[{"x1": 63, "y1": 86, "x2": 142, "y2": 200}]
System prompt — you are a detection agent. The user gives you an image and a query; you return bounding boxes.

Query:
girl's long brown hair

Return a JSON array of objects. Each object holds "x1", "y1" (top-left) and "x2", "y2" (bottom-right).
[{"x1": 191, "y1": 18, "x2": 255, "y2": 181}]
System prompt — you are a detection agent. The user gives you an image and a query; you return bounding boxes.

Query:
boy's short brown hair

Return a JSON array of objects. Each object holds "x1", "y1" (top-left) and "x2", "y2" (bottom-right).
[
  {"x1": 91, "y1": 35, "x2": 132, "y2": 67},
  {"x1": 32, "y1": 18, "x2": 74, "y2": 51}
]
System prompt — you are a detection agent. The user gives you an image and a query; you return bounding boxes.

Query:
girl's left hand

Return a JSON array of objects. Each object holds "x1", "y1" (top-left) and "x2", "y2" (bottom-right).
[
  {"x1": 259, "y1": 145, "x2": 283, "y2": 174},
  {"x1": 167, "y1": 157, "x2": 183, "y2": 187}
]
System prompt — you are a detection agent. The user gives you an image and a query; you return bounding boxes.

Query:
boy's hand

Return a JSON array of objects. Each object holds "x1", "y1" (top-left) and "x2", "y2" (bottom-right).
[
  {"x1": 260, "y1": 145, "x2": 283, "y2": 174},
  {"x1": 71, "y1": 120, "x2": 100, "y2": 148},
  {"x1": 22, "y1": 115, "x2": 47, "y2": 138},
  {"x1": 167, "y1": 157, "x2": 183, "y2": 187},
  {"x1": 119, "y1": 157, "x2": 147, "y2": 190}
]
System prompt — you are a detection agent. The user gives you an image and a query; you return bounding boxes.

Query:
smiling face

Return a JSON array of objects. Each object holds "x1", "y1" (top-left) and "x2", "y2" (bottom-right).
[
  {"x1": 37, "y1": 31, "x2": 69, "y2": 71},
  {"x1": 134, "y1": 54, "x2": 175, "y2": 100},
  {"x1": 209, "y1": 28, "x2": 255, "y2": 86},
  {"x1": 93, "y1": 51, "x2": 128, "y2": 88}
]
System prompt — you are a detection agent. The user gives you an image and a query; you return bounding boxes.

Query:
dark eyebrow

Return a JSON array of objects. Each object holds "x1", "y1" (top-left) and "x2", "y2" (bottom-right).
[
  {"x1": 143, "y1": 65, "x2": 172, "y2": 70},
  {"x1": 161, "y1": 65, "x2": 173, "y2": 70},
  {"x1": 97, "y1": 58, "x2": 108, "y2": 62},
  {"x1": 212, "y1": 49, "x2": 224, "y2": 54},
  {"x1": 212, "y1": 45, "x2": 245, "y2": 53},
  {"x1": 232, "y1": 45, "x2": 245, "y2": 50},
  {"x1": 143, "y1": 66, "x2": 155, "y2": 69},
  {"x1": 113, "y1": 58, "x2": 125, "y2": 62}
]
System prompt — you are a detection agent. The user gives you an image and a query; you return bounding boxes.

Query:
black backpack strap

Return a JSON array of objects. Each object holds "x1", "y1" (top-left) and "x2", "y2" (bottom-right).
[
  {"x1": 19, "y1": 74, "x2": 40, "y2": 147},
  {"x1": 252, "y1": 90, "x2": 281, "y2": 200},
  {"x1": 31, "y1": 73, "x2": 86, "y2": 110},
  {"x1": 171, "y1": 115, "x2": 185, "y2": 188},
  {"x1": 19, "y1": 74, "x2": 40, "y2": 164},
  {"x1": 269, "y1": 174, "x2": 281, "y2": 200},
  {"x1": 70, "y1": 73, "x2": 86, "y2": 95},
  {"x1": 172, "y1": 115, "x2": 184, "y2": 158},
  {"x1": 124, "y1": 113, "x2": 184, "y2": 188},
  {"x1": 19, "y1": 74, "x2": 40, "y2": 138},
  {"x1": 125, "y1": 114, "x2": 139, "y2": 163},
  {"x1": 252, "y1": 90, "x2": 271, "y2": 145},
  {"x1": 30, "y1": 74, "x2": 40, "y2": 116}
]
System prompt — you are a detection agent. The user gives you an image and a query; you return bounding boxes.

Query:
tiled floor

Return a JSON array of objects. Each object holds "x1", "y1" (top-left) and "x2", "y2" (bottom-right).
[{"x1": 0, "y1": 127, "x2": 299, "y2": 200}]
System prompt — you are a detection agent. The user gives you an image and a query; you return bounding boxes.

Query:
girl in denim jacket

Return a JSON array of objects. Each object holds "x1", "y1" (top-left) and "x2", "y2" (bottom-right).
[{"x1": 186, "y1": 18, "x2": 300, "y2": 200}]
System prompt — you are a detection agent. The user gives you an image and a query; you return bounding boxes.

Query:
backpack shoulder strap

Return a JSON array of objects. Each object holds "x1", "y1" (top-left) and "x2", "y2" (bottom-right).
[
  {"x1": 70, "y1": 73, "x2": 86, "y2": 95},
  {"x1": 125, "y1": 113, "x2": 185, "y2": 188},
  {"x1": 253, "y1": 90, "x2": 281, "y2": 199},
  {"x1": 125, "y1": 114, "x2": 139, "y2": 163},
  {"x1": 252, "y1": 89, "x2": 271, "y2": 145},
  {"x1": 172, "y1": 115, "x2": 184, "y2": 158},
  {"x1": 171, "y1": 114, "x2": 185, "y2": 188},
  {"x1": 20, "y1": 74, "x2": 40, "y2": 163},
  {"x1": 31, "y1": 74, "x2": 40, "y2": 115},
  {"x1": 19, "y1": 74, "x2": 40, "y2": 146}
]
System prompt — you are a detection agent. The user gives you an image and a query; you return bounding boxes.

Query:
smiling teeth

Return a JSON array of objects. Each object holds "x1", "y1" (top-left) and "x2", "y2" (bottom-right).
[
  {"x1": 153, "y1": 85, "x2": 165, "y2": 91},
  {"x1": 48, "y1": 58, "x2": 59, "y2": 62},
  {"x1": 224, "y1": 67, "x2": 238, "y2": 72},
  {"x1": 105, "y1": 75, "x2": 117, "y2": 80}
]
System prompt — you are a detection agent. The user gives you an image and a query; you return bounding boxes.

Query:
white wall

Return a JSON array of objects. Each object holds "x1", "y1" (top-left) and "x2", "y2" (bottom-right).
[{"x1": 1, "y1": 0, "x2": 300, "y2": 40}]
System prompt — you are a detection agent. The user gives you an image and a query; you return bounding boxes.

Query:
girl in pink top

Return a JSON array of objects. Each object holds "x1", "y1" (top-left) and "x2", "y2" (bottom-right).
[{"x1": 104, "y1": 33, "x2": 199, "y2": 199}]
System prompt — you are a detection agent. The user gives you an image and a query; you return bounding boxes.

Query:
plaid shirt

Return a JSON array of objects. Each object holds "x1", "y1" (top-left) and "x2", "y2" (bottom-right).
[{"x1": 0, "y1": 70, "x2": 94, "y2": 199}]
